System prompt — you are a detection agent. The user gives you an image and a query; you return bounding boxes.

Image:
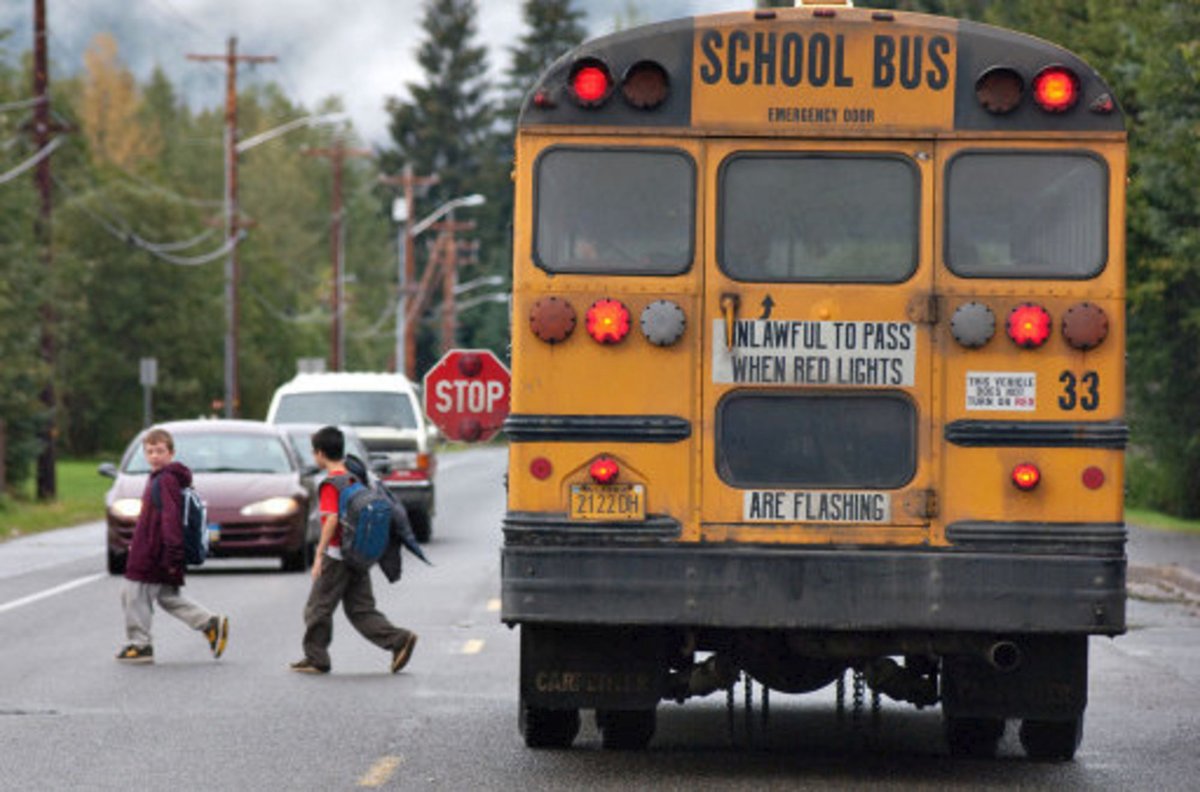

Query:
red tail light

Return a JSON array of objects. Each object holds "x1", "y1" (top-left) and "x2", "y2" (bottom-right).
[
  {"x1": 1033, "y1": 66, "x2": 1079, "y2": 113},
  {"x1": 586, "y1": 299, "x2": 631, "y2": 344},
  {"x1": 589, "y1": 456, "x2": 620, "y2": 484},
  {"x1": 530, "y1": 457, "x2": 552, "y2": 481},
  {"x1": 1012, "y1": 463, "x2": 1041, "y2": 491},
  {"x1": 1082, "y1": 466, "x2": 1105, "y2": 490},
  {"x1": 570, "y1": 60, "x2": 612, "y2": 107},
  {"x1": 1006, "y1": 303, "x2": 1052, "y2": 349}
]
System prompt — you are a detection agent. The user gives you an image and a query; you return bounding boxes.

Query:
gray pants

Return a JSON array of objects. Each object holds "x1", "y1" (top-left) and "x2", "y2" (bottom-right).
[
  {"x1": 122, "y1": 580, "x2": 214, "y2": 648},
  {"x1": 302, "y1": 555, "x2": 410, "y2": 670}
]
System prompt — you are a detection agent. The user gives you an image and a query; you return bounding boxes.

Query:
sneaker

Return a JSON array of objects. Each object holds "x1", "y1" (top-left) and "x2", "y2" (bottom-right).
[
  {"x1": 204, "y1": 615, "x2": 229, "y2": 659},
  {"x1": 289, "y1": 658, "x2": 330, "y2": 674},
  {"x1": 116, "y1": 644, "x2": 153, "y2": 664},
  {"x1": 390, "y1": 633, "x2": 418, "y2": 674}
]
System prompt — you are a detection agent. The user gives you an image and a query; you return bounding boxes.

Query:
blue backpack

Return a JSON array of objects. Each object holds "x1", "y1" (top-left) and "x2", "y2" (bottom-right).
[
  {"x1": 151, "y1": 479, "x2": 209, "y2": 566},
  {"x1": 328, "y1": 473, "x2": 392, "y2": 571}
]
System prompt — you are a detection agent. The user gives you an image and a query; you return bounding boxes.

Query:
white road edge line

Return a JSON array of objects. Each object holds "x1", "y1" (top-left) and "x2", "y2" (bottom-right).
[{"x1": 0, "y1": 573, "x2": 106, "y2": 615}]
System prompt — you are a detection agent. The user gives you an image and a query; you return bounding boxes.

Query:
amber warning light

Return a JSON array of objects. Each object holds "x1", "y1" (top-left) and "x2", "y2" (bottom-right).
[{"x1": 586, "y1": 299, "x2": 631, "y2": 344}]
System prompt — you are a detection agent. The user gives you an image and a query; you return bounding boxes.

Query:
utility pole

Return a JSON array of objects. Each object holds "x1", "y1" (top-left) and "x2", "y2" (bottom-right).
[
  {"x1": 379, "y1": 166, "x2": 437, "y2": 379},
  {"x1": 307, "y1": 139, "x2": 371, "y2": 371},
  {"x1": 187, "y1": 38, "x2": 275, "y2": 417},
  {"x1": 32, "y1": 0, "x2": 62, "y2": 499},
  {"x1": 431, "y1": 217, "x2": 476, "y2": 355}
]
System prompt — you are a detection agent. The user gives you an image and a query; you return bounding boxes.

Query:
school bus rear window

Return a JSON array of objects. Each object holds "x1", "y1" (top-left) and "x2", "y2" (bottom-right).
[
  {"x1": 946, "y1": 152, "x2": 1107, "y2": 279},
  {"x1": 716, "y1": 393, "x2": 916, "y2": 489},
  {"x1": 533, "y1": 148, "x2": 695, "y2": 275},
  {"x1": 718, "y1": 154, "x2": 918, "y2": 283}
]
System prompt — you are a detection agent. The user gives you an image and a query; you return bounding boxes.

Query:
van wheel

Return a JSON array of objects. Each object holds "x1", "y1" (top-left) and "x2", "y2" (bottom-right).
[
  {"x1": 107, "y1": 550, "x2": 126, "y2": 576},
  {"x1": 411, "y1": 511, "x2": 432, "y2": 543}
]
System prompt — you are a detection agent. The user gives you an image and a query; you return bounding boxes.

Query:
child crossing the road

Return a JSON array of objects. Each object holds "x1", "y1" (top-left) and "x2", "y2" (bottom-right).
[
  {"x1": 290, "y1": 425, "x2": 417, "y2": 675},
  {"x1": 116, "y1": 427, "x2": 229, "y2": 664}
]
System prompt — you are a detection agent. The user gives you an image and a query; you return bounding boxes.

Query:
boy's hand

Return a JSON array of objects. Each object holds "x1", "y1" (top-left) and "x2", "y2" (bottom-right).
[{"x1": 311, "y1": 554, "x2": 322, "y2": 580}]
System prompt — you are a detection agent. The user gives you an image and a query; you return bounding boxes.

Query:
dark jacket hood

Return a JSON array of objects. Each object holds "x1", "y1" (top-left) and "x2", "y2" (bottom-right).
[{"x1": 158, "y1": 461, "x2": 192, "y2": 488}]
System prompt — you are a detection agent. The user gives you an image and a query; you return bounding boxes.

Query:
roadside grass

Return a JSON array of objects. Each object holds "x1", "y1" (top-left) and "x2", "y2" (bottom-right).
[
  {"x1": 0, "y1": 458, "x2": 110, "y2": 541},
  {"x1": 1126, "y1": 507, "x2": 1200, "y2": 534}
]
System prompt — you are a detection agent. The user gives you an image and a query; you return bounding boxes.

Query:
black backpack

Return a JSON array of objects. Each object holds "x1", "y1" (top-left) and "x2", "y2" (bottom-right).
[{"x1": 151, "y1": 478, "x2": 209, "y2": 566}]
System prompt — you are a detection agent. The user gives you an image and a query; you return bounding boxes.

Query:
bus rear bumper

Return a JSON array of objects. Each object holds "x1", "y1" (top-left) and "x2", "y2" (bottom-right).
[{"x1": 501, "y1": 543, "x2": 1126, "y2": 635}]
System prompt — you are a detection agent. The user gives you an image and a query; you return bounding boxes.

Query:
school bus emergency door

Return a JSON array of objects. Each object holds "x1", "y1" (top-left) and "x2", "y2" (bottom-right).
[{"x1": 701, "y1": 139, "x2": 936, "y2": 549}]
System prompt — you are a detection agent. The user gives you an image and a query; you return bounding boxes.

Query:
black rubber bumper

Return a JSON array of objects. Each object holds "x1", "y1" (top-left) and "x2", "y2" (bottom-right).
[{"x1": 501, "y1": 544, "x2": 1126, "y2": 635}]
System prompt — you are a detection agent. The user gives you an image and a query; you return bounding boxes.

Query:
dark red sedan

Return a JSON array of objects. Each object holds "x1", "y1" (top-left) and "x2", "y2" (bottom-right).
[{"x1": 100, "y1": 419, "x2": 317, "y2": 574}]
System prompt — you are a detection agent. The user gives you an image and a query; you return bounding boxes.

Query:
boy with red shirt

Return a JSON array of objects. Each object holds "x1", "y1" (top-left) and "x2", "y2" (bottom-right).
[{"x1": 290, "y1": 426, "x2": 417, "y2": 674}]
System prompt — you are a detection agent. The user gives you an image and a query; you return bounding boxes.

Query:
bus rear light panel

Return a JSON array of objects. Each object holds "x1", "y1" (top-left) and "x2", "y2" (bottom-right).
[
  {"x1": 585, "y1": 299, "x2": 632, "y2": 344},
  {"x1": 1006, "y1": 303, "x2": 1052, "y2": 349},
  {"x1": 1061, "y1": 302, "x2": 1109, "y2": 350},
  {"x1": 529, "y1": 296, "x2": 577, "y2": 344}
]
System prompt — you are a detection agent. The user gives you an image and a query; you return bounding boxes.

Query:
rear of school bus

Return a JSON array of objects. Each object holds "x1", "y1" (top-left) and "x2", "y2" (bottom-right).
[{"x1": 503, "y1": 2, "x2": 1126, "y2": 758}]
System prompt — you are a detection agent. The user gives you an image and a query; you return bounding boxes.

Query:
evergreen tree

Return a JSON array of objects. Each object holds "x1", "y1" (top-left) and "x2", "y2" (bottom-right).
[{"x1": 382, "y1": 0, "x2": 495, "y2": 374}]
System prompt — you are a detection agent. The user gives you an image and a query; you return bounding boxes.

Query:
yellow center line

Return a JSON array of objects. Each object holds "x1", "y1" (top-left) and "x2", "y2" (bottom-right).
[
  {"x1": 462, "y1": 639, "x2": 485, "y2": 655},
  {"x1": 486, "y1": 598, "x2": 501, "y2": 612},
  {"x1": 358, "y1": 755, "x2": 403, "y2": 788}
]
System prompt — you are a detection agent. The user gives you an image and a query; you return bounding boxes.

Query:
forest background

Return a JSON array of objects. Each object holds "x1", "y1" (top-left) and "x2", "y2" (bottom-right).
[{"x1": 0, "y1": 0, "x2": 1197, "y2": 517}]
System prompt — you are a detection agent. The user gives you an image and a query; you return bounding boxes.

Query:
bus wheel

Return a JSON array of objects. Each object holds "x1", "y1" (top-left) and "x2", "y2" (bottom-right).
[
  {"x1": 596, "y1": 708, "x2": 656, "y2": 750},
  {"x1": 1019, "y1": 717, "x2": 1082, "y2": 761},
  {"x1": 944, "y1": 716, "x2": 1005, "y2": 757},
  {"x1": 520, "y1": 701, "x2": 580, "y2": 749}
]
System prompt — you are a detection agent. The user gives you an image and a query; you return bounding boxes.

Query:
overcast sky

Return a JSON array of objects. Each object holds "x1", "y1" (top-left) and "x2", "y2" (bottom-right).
[{"x1": 1, "y1": 0, "x2": 749, "y2": 145}]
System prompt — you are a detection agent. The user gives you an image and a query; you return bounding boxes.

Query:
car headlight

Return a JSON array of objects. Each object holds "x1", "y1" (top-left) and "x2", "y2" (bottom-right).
[
  {"x1": 110, "y1": 498, "x2": 142, "y2": 519},
  {"x1": 240, "y1": 497, "x2": 300, "y2": 517}
]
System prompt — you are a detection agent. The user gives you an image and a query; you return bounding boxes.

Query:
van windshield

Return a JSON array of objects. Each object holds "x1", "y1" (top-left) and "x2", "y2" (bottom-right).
[{"x1": 274, "y1": 392, "x2": 419, "y2": 429}]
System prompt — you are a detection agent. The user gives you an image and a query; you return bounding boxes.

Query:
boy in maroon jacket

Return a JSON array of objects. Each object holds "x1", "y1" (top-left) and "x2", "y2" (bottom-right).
[{"x1": 116, "y1": 428, "x2": 229, "y2": 664}]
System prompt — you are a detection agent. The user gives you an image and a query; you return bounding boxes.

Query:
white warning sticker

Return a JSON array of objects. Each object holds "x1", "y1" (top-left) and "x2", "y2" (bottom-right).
[
  {"x1": 965, "y1": 371, "x2": 1036, "y2": 411},
  {"x1": 743, "y1": 490, "x2": 892, "y2": 523}
]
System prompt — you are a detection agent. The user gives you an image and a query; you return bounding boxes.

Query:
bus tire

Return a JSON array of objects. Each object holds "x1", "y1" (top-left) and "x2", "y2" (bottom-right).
[
  {"x1": 1019, "y1": 716, "x2": 1082, "y2": 761},
  {"x1": 520, "y1": 701, "x2": 580, "y2": 749},
  {"x1": 944, "y1": 715, "x2": 1005, "y2": 758},
  {"x1": 597, "y1": 708, "x2": 656, "y2": 750}
]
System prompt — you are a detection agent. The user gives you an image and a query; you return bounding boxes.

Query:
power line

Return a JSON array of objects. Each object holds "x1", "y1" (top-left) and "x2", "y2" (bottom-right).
[
  {"x1": 0, "y1": 137, "x2": 61, "y2": 185},
  {"x1": 0, "y1": 96, "x2": 45, "y2": 113}
]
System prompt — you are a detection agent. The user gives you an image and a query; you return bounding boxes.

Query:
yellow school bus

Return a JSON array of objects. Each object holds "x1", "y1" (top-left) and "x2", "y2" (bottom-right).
[{"x1": 503, "y1": 0, "x2": 1125, "y2": 759}]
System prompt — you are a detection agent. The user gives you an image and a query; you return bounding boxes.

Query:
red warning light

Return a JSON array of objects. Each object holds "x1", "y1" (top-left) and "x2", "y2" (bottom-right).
[
  {"x1": 1033, "y1": 66, "x2": 1079, "y2": 113},
  {"x1": 1082, "y1": 466, "x2": 1105, "y2": 490},
  {"x1": 589, "y1": 456, "x2": 620, "y2": 484},
  {"x1": 530, "y1": 457, "x2": 553, "y2": 481},
  {"x1": 570, "y1": 60, "x2": 612, "y2": 107},
  {"x1": 1006, "y1": 303, "x2": 1052, "y2": 349},
  {"x1": 586, "y1": 299, "x2": 631, "y2": 344},
  {"x1": 1012, "y1": 463, "x2": 1041, "y2": 491}
]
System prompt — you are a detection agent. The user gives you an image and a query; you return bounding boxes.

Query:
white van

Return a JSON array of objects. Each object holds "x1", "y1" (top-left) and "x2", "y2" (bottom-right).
[{"x1": 266, "y1": 372, "x2": 437, "y2": 541}]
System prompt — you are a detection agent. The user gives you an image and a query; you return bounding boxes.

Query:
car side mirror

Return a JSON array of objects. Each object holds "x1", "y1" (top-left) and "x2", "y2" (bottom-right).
[{"x1": 97, "y1": 462, "x2": 118, "y2": 479}]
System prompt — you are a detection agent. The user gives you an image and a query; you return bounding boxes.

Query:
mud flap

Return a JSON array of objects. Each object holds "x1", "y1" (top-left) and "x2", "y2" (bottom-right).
[
  {"x1": 520, "y1": 625, "x2": 668, "y2": 710},
  {"x1": 942, "y1": 635, "x2": 1088, "y2": 720}
]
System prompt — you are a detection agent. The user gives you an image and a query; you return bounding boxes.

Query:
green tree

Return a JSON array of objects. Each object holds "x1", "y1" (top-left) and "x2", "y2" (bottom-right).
[{"x1": 382, "y1": 0, "x2": 496, "y2": 374}]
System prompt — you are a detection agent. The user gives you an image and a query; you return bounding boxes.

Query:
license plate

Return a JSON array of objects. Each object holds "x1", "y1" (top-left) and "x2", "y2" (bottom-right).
[
  {"x1": 207, "y1": 524, "x2": 221, "y2": 542},
  {"x1": 569, "y1": 484, "x2": 645, "y2": 521}
]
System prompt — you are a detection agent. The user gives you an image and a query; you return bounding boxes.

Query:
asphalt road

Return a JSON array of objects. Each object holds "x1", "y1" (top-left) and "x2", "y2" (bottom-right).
[{"x1": 1, "y1": 446, "x2": 1198, "y2": 791}]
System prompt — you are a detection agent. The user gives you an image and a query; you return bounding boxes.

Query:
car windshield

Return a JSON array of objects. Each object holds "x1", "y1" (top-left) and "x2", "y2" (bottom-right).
[
  {"x1": 273, "y1": 392, "x2": 418, "y2": 429},
  {"x1": 125, "y1": 432, "x2": 294, "y2": 475}
]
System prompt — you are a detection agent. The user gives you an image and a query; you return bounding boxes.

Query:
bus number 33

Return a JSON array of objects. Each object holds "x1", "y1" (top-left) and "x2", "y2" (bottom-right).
[{"x1": 1058, "y1": 370, "x2": 1100, "y2": 411}]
